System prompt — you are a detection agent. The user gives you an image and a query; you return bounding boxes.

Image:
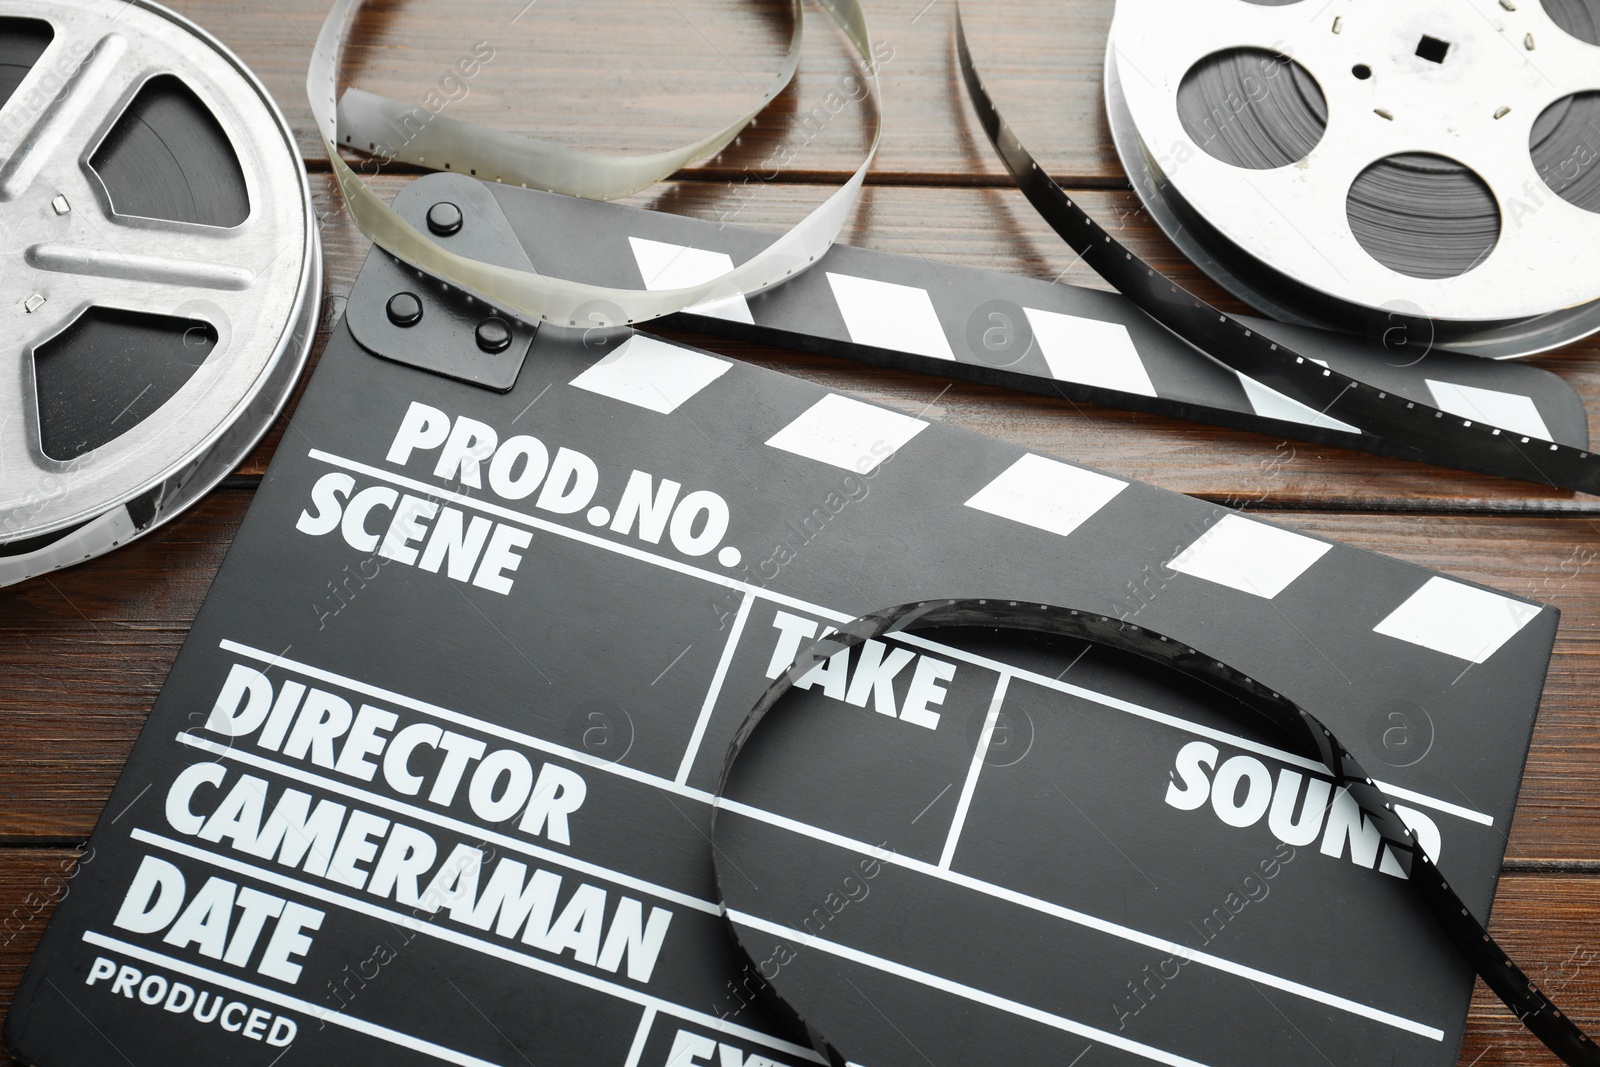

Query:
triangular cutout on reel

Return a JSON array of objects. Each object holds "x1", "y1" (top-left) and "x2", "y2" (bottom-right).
[
  {"x1": 33, "y1": 308, "x2": 217, "y2": 461},
  {"x1": 0, "y1": 18, "x2": 52, "y2": 114},
  {"x1": 88, "y1": 74, "x2": 249, "y2": 227}
]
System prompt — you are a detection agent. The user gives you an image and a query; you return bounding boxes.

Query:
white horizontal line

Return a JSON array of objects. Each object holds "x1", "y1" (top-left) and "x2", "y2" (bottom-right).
[
  {"x1": 218, "y1": 639, "x2": 714, "y2": 805},
  {"x1": 81, "y1": 930, "x2": 498, "y2": 1066},
  {"x1": 727, "y1": 909, "x2": 1215, "y2": 1067},
  {"x1": 717, "y1": 801, "x2": 1444, "y2": 1041},
  {"x1": 128, "y1": 830, "x2": 824, "y2": 1063},
  {"x1": 173, "y1": 732, "x2": 718, "y2": 915},
  {"x1": 303, "y1": 449, "x2": 1488, "y2": 828},
  {"x1": 1366, "y1": 780, "x2": 1490, "y2": 827}
]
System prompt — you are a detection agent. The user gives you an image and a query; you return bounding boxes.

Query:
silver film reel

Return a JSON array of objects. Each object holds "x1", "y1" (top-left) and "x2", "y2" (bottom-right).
[
  {"x1": 0, "y1": 0, "x2": 320, "y2": 585},
  {"x1": 1107, "y1": 0, "x2": 1600, "y2": 358}
]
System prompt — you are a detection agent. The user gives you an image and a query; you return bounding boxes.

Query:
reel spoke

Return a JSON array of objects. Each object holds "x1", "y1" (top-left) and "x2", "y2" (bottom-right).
[
  {"x1": 26, "y1": 225, "x2": 260, "y2": 295},
  {"x1": 0, "y1": 29, "x2": 148, "y2": 202}
]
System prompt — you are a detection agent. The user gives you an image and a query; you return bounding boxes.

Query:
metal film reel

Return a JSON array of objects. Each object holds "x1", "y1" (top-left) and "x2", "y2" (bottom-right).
[
  {"x1": 1107, "y1": 0, "x2": 1600, "y2": 358},
  {"x1": 0, "y1": 0, "x2": 320, "y2": 585}
]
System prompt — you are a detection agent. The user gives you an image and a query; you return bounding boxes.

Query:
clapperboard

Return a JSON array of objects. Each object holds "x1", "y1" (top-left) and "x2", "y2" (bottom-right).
[{"x1": 7, "y1": 177, "x2": 1557, "y2": 1067}]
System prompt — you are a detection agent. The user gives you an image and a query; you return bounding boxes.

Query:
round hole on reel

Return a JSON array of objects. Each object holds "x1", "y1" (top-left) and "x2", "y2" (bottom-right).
[
  {"x1": 33, "y1": 309, "x2": 219, "y2": 462},
  {"x1": 1530, "y1": 90, "x2": 1600, "y2": 214},
  {"x1": 1346, "y1": 153, "x2": 1501, "y2": 279},
  {"x1": 1540, "y1": 0, "x2": 1600, "y2": 46},
  {"x1": 89, "y1": 75, "x2": 249, "y2": 227},
  {"x1": 1176, "y1": 47, "x2": 1327, "y2": 170},
  {"x1": 1352, "y1": 63, "x2": 1372, "y2": 79}
]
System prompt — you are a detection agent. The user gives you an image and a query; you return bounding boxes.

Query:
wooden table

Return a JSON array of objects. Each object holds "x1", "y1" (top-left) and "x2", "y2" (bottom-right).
[{"x1": 3, "y1": 1, "x2": 1598, "y2": 1063}]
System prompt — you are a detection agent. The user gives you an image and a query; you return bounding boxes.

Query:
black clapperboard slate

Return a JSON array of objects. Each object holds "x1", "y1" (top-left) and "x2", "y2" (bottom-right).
[{"x1": 7, "y1": 176, "x2": 1558, "y2": 1067}]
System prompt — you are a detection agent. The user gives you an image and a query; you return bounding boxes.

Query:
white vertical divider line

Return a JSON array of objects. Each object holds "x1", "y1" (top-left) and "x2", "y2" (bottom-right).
[
  {"x1": 622, "y1": 1005, "x2": 658, "y2": 1067},
  {"x1": 938, "y1": 672, "x2": 1012, "y2": 870},
  {"x1": 675, "y1": 590, "x2": 756, "y2": 785}
]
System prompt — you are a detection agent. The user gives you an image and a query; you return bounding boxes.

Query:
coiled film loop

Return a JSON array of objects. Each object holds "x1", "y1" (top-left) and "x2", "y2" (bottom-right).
[
  {"x1": 712, "y1": 597, "x2": 1600, "y2": 1066},
  {"x1": 308, "y1": 0, "x2": 881, "y2": 327}
]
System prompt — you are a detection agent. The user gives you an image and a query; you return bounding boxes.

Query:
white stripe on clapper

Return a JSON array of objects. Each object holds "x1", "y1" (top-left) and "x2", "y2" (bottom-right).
[
  {"x1": 939, "y1": 672, "x2": 1011, "y2": 869},
  {"x1": 676, "y1": 590, "x2": 755, "y2": 785},
  {"x1": 621, "y1": 1005, "x2": 657, "y2": 1067}
]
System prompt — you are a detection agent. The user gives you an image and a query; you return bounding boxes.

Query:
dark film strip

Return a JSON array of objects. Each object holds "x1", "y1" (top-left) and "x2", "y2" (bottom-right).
[{"x1": 713, "y1": 600, "x2": 1600, "y2": 1066}]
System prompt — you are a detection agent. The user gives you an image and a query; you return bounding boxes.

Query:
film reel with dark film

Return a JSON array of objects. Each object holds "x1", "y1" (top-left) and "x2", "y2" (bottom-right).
[
  {"x1": 1105, "y1": 0, "x2": 1600, "y2": 358},
  {"x1": 954, "y1": 0, "x2": 1600, "y2": 494},
  {"x1": 0, "y1": 0, "x2": 320, "y2": 586}
]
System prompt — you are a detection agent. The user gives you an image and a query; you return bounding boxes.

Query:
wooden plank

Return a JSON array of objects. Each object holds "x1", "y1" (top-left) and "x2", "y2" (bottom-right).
[
  {"x1": 0, "y1": 848, "x2": 1589, "y2": 1066},
  {"x1": 0, "y1": 497, "x2": 239, "y2": 842},
  {"x1": 158, "y1": 0, "x2": 1121, "y2": 182},
  {"x1": 0, "y1": 849, "x2": 88, "y2": 1039},
  {"x1": 247, "y1": 175, "x2": 1600, "y2": 511},
  {"x1": 1461, "y1": 873, "x2": 1600, "y2": 1063},
  {"x1": 5, "y1": 495, "x2": 1600, "y2": 868}
]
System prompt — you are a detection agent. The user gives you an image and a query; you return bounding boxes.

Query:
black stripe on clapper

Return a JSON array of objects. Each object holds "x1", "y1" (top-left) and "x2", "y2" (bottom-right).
[
  {"x1": 711, "y1": 600, "x2": 1600, "y2": 1067},
  {"x1": 954, "y1": 9, "x2": 1600, "y2": 497}
]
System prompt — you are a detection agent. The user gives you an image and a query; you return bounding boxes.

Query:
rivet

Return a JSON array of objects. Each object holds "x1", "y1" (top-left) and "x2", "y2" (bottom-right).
[
  {"x1": 386, "y1": 292, "x2": 423, "y2": 327},
  {"x1": 476, "y1": 316, "x2": 514, "y2": 353},
  {"x1": 426, "y1": 201, "x2": 464, "y2": 236}
]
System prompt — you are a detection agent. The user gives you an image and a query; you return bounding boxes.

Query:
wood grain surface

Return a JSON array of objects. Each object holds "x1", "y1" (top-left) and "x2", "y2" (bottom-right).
[{"x1": 3, "y1": 0, "x2": 1598, "y2": 1064}]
